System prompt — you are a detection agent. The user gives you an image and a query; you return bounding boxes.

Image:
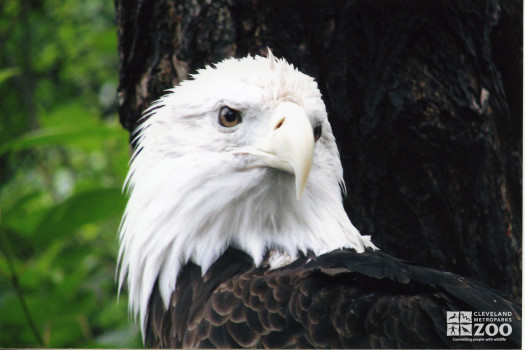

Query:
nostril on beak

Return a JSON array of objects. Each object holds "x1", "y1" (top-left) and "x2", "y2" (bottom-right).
[{"x1": 274, "y1": 117, "x2": 285, "y2": 130}]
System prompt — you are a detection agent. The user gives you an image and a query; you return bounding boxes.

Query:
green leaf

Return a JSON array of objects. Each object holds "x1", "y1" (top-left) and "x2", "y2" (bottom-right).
[
  {"x1": 39, "y1": 100, "x2": 98, "y2": 128},
  {"x1": 0, "y1": 125, "x2": 126, "y2": 157},
  {"x1": 92, "y1": 325, "x2": 141, "y2": 348},
  {"x1": 0, "y1": 67, "x2": 20, "y2": 85},
  {"x1": 33, "y1": 187, "x2": 126, "y2": 248},
  {"x1": 2, "y1": 191, "x2": 51, "y2": 237}
]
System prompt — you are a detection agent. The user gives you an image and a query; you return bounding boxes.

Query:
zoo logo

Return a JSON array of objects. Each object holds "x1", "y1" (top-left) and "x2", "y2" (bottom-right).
[
  {"x1": 446, "y1": 311, "x2": 513, "y2": 338},
  {"x1": 447, "y1": 311, "x2": 473, "y2": 336}
]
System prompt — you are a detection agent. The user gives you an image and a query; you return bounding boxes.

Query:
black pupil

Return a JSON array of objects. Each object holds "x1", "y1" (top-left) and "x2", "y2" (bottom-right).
[
  {"x1": 224, "y1": 109, "x2": 237, "y2": 122},
  {"x1": 313, "y1": 125, "x2": 322, "y2": 141}
]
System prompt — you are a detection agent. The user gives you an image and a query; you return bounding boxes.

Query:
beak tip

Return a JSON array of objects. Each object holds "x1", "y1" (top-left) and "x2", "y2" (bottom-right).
[{"x1": 295, "y1": 178, "x2": 308, "y2": 201}]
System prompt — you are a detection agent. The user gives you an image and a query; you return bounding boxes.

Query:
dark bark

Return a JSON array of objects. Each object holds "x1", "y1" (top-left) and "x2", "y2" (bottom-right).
[{"x1": 115, "y1": 0, "x2": 522, "y2": 301}]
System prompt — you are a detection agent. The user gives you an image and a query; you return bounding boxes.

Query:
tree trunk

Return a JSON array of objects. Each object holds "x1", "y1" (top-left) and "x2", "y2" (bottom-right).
[{"x1": 115, "y1": 0, "x2": 522, "y2": 301}]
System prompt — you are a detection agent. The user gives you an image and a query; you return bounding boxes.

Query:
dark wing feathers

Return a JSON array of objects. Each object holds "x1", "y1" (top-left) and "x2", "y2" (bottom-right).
[{"x1": 146, "y1": 248, "x2": 521, "y2": 348}]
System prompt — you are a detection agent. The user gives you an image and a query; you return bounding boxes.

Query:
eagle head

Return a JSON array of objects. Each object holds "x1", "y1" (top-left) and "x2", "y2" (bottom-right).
[{"x1": 118, "y1": 51, "x2": 376, "y2": 332}]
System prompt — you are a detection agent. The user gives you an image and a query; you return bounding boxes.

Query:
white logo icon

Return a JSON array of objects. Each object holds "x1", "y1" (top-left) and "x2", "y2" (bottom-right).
[
  {"x1": 447, "y1": 311, "x2": 472, "y2": 336},
  {"x1": 446, "y1": 310, "x2": 512, "y2": 339}
]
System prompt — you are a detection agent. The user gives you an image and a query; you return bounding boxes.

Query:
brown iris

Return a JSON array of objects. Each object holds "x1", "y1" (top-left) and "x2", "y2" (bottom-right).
[{"x1": 218, "y1": 106, "x2": 242, "y2": 127}]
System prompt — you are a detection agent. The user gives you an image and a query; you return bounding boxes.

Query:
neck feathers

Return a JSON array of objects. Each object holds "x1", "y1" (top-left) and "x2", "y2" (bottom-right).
[{"x1": 118, "y1": 145, "x2": 375, "y2": 334}]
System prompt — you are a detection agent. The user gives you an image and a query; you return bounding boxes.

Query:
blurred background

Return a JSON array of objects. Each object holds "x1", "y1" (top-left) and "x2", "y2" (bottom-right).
[
  {"x1": 0, "y1": 0, "x2": 141, "y2": 347},
  {"x1": 1, "y1": 0, "x2": 521, "y2": 347}
]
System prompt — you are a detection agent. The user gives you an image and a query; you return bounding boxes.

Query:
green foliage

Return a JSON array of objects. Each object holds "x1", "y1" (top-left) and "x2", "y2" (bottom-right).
[
  {"x1": 0, "y1": 0, "x2": 141, "y2": 347},
  {"x1": 0, "y1": 67, "x2": 20, "y2": 85}
]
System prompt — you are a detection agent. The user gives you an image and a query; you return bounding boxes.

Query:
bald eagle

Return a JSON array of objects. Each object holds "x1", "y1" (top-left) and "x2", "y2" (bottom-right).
[{"x1": 117, "y1": 52, "x2": 521, "y2": 348}]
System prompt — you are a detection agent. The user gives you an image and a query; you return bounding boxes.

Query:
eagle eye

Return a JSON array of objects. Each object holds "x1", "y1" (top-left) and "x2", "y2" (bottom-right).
[
  {"x1": 313, "y1": 124, "x2": 322, "y2": 142},
  {"x1": 218, "y1": 106, "x2": 242, "y2": 127}
]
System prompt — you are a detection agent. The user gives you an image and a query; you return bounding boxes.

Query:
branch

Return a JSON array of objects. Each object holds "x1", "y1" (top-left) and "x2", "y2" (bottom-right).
[{"x1": 0, "y1": 214, "x2": 44, "y2": 346}]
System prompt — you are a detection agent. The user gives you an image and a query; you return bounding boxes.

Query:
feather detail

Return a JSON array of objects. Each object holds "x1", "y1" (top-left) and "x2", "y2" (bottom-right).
[{"x1": 117, "y1": 54, "x2": 377, "y2": 336}]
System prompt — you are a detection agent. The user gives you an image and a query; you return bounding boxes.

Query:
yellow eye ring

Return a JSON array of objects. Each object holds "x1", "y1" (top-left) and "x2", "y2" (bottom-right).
[{"x1": 218, "y1": 106, "x2": 242, "y2": 127}]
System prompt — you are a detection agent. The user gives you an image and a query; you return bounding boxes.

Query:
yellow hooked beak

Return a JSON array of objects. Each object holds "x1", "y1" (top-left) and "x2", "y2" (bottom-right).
[{"x1": 231, "y1": 102, "x2": 314, "y2": 200}]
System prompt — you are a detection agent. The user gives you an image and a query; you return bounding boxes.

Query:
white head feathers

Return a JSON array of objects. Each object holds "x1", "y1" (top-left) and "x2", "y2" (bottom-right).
[{"x1": 117, "y1": 52, "x2": 377, "y2": 335}]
